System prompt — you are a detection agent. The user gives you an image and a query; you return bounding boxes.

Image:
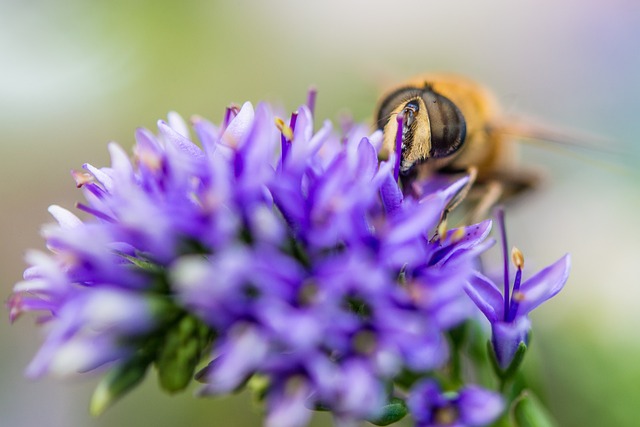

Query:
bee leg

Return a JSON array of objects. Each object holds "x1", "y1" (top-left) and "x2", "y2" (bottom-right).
[
  {"x1": 446, "y1": 166, "x2": 478, "y2": 217},
  {"x1": 491, "y1": 168, "x2": 540, "y2": 201},
  {"x1": 463, "y1": 167, "x2": 539, "y2": 224},
  {"x1": 431, "y1": 167, "x2": 478, "y2": 242},
  {"x1": 465, "y1": 180, "x2": 504, "y2": 224}
]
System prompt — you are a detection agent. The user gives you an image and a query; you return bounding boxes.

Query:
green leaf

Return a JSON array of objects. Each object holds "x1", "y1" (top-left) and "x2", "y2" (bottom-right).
[
  {"x1": 90, "y1": 354, "x2": 152, "y2": 416},
  {"x1": 367, "y1": 397, "x2": 408, "y2": 426},
  {"x1": 512, "y1": 391, "x2": 557, "y2": 427}
]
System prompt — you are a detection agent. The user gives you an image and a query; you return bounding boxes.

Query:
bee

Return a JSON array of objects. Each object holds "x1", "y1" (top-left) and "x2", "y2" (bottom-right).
[{"x1": 375, "y1": 74, "x2": 542, "y2": 224}]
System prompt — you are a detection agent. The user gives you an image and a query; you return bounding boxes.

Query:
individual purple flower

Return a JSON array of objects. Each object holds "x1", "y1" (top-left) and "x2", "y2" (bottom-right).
[
  {"x1": 408, "y1": 380, "x2": 504, "y2": 427},
  {"x1": 9, "y1": 92, "x2": 494, "y2": 426},
  {"x1": 464, "y1": 209, "x2": 570, "y2": 370}
]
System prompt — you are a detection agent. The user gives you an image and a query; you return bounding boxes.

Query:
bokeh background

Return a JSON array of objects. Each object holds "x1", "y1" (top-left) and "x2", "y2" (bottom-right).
[{"x1": 2, "y1": 1, "x2": 639, "y2": 426}]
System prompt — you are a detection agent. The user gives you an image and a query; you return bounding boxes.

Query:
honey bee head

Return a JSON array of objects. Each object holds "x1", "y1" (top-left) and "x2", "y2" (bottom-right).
[{"x1": 376, "y1": 85, "x2": 467, "y2": 173}]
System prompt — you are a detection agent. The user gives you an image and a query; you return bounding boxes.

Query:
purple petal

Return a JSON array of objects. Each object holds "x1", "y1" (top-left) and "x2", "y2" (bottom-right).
[
  {"x1": 334, "y1": 359, "x2": 386, "y2": 418},
  {"x1": 265, "y1": 379, "x2": 312, "y2": 427},
  {"x1": 221, "y1": 101, "x2": 254, "y2": 147},
  {"x1": 465, "y1": 273, "x2": 503, "y2": 323},
  {"x1": 385, "y1": 200, "x2": 443, "y2": 245},
  {"x1": 237, "y1": 102, "x2": 278, "y2": 187},
  {"x1": 355, "y1": 138, "x2": 378, "y2": 181},
  {"x1": 291, "y1": 105, "x2": 314, "y2": 144},
  {"x1": 191, "y1": 115, "x2": 219, "y2": 155},
  {"x1": 407, "y1": 379, "x2": 443, "y2": 422},
  {"x1": 491, "y1": 316, "x2": 531, "y2": 369},
  {"x1": 367, "y1": 129, "x2": 383, "y2": 151},
  {"x1": 167, "y1": 111, "x2": 190, "y2": 138},
  {"x1": 48, "y1": 205, "x2": 82, "y2": 229},
  {"x1": 77, "y1": 288, "x2": 158, "y2": 335},
  {"x1": 400, "y1": 331, "x2": 449, "y2": 372},
  {"x1": 203, "y1": 325, "x2": 269, "y2": 394},
  {"x1": 418, "y1": 175, "x2": 469, "y2": 206},
  {"x1": 134, "y1": 127, "x2": 161, "y2": 151},
  {"x1": 83, "y1": 163, "x2": 114, "y2": 193},
  {"x1": 431, "y1": 294, "x2": 475, "y2": 329},
  {"x1": 107, "y1": 142, "x2": 134, "y2": 180},
  {"x1": 516, "y1": 254, "x2": 570, "y2": 316},
  {"x1": 289, "y1": 118, "x2": 332, "y2": 167},
  {"x1": 26, "y1": 331, "x2": 129, "y2": 378},
  {"x1": 457, "y1": 385, "x2": 504, "y2": 426},
  {"x1": 431, "y1": 220, "x2": 492, "y2": 267},
  {"x1": 379, "y1": 172, "x2": 403, "y2": 215},
  {"x1": 158, "y1": 120, "x2": 204, "y2": 160},
  {"x1": 49, "y1": 336, "x2": 131, "y2": 377},
  {"x1": 257, "y1": 303, "x2": 323, "y2": 350}
]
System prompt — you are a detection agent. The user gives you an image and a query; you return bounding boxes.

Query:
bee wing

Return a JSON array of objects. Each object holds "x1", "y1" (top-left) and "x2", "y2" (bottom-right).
[
  {"x1": 491, "y1": 117, "x2": 629, "y2": 176},
  {"x1": 494, "y1": 117, "x2": 621, "y2": 156}
]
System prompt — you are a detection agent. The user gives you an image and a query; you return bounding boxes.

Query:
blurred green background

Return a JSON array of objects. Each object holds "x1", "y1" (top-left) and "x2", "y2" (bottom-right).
[{"x1": 1, "y1": 1, "x2": 639, "y2": 426}]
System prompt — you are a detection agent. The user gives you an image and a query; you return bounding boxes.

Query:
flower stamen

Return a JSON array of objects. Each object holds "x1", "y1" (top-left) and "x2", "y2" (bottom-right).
[
  {"x1": 352, "y1": 330, "x2": 377, "y2": 355},
  {"x1": 434, "y1": 404, "x2": 458, "y2": 425},
  {"x1": 222, "y1": 104, "x2": 240, "y2": 132},
  {"x1": 275, "y1": 117, "x2": 294, "y2": 142},
  {"x1": 450, "y1": 226, "x2": 466, "y2": 243},
  {"x1": 511, "y1": 247, "x2": 524, "y2": 269},
  {"x1": 508, "y1": 248, "x2": 524, "y2": 322},
  {"x1": 134, "y1": 147, "x2": 163, "y2": 172},
  {"x1": 278, "y1": 112, "x2": 298, "y2": 164},
  {"x1": 75, "y1": 203, "x2": 116, "y2": 223},
  {"x1": 437, "y1": 219, "x2": 448, "y2": 242},
  {"x1": 71, "y1": 170, "x2": 94, "y2": 188},
  {"x1": 7, "y1": 294, "x2": 23, "y2": 323}
]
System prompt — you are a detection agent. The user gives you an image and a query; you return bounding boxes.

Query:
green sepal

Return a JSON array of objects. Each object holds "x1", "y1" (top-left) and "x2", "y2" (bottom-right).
[
  {"x1": 488, "y1": 340, "x2": 528, "y2": 384},
  {"x1": 367, "y1": 397, "x2": 408, "y2": 426},
  {"x1": 116, "y1": 252, "x2": 172, "y2": 293},
  {"x1": 286, "y1": 237, "x2": 311, "y2": 267},
  {"x1": 118, "y1": 252, "x2": 164, "y2": 274},
  {"x1": 393, "y1": 368, "x2": 431, "y2": 390},
  {"x1": 512, "y1": 391, "x2": 557, "y2": 427},
  {"x1": 246, "y1": 373, "x2": 270, "y2": 402},
  {"x1": 156, "y1": 315, "x2": 213, "y2": 393},
  {"x1": 147, "y1": 295, "x2": 183, "y2": 325},
  {"x1": 90, "y1": 353, "x2": 153, "y2": 416}
]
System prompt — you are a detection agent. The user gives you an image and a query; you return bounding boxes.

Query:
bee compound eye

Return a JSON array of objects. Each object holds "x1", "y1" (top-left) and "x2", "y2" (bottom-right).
[
  {"x1": 422, "y1": 91, "x2": 467, "y2": 158},
  {"x1": 375, "y1": 88, "x2": 423, "y2": 130},
  {"x1": 402, "y1": 100, "x2": 419, "y2": 127}
]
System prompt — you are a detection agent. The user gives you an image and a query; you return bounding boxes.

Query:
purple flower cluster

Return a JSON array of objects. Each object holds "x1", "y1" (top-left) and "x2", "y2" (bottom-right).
[{"x1": 8, "y1": 95, "x2": 567, "y2": 427}]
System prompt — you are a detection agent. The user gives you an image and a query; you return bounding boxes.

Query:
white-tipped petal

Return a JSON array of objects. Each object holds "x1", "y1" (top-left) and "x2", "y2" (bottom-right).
[{"x1": 48, "y1": 205, "x2": 82, "y2": 229}]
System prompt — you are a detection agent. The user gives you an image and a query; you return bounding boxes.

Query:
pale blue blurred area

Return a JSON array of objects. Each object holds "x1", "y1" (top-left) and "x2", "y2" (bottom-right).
[{"x1": 1, "y1": 1, "x2": 639, "y2": 426}]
